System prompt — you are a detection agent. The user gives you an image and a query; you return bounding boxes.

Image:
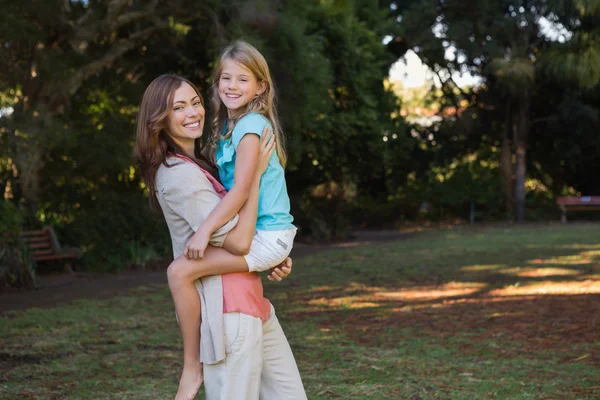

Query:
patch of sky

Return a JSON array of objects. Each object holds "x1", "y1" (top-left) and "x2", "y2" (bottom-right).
[
  {"x1": 387, "y1": 9, "x2": 574, "y2": 88},
  {"x1": 538, "y1": 14, "x2": 573, "y2": 43},
  {"x1": 432, "y1": 22, "x2": 447, "y2": 39},
  {"x1": 0, "y1": 107, "x2": 14, "y2": 118}
]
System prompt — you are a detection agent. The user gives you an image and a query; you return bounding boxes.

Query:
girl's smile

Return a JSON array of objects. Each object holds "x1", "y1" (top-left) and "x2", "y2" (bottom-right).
[{"x1": 218, "y1": 59, "x2": 265, "y2": 118}]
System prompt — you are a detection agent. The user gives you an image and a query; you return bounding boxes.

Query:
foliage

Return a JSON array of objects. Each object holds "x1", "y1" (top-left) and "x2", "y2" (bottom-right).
[
  {"x1": 0, "y1": 0, "x2": 179, "y2": 270},
  {"x1": 388, "y1": 0, "x2": 600, "y2": 222},
  {"x1": 239, "y1": 0, "x2": 412, "y2": 239},
  {"x1": 0, "y1": 0, "x2": 599, "y2": 274},
  {"x1": 0, "y1": 200, "x2": 25, "y2": 235},
  {"x1": 0, "y1": 200, "x2": 33, "y2": 289},
  {"x1": 0, "y1": 237, "x2": 34, "y2": 290},
  {"x1": 0, "y1": 0, "x2": 411, "y2": 267}
]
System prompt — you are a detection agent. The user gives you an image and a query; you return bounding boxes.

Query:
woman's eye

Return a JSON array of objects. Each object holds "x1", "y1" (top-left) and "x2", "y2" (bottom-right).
[
  {"x1": 193, "y1": 101, "x2": 202, "y2": 107},
  {"x1": 174, "y1": 106, "x2": 183, "y2": 111}
]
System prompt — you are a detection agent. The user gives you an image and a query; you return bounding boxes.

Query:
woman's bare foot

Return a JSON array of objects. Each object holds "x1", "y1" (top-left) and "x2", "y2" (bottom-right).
[{"x1": 175, "y1": 362, "x2": 203, "y2": 400}]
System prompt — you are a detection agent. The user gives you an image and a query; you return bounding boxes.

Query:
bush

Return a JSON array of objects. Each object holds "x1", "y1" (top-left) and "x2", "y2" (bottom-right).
[
  {"x1": 0, "y1": 199, "x2": 25, "y2": 234},
  {"x1": 52, "y1": 191, "x2": 172, "y2": 272},
  {"x1": 293, "y1": 182, "x2": 353, "y2": 243},
  {"x1": 0, "y1": 200, "x2": 34, "y2": 290}
]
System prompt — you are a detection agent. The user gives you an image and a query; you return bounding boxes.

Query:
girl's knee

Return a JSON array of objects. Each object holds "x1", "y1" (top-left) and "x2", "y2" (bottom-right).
[{"x1": 167, "y1": 257, "x2": 190, "y2": 283}]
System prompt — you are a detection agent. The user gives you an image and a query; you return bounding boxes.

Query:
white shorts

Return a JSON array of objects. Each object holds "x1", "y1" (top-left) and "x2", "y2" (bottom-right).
[{"x1": 244, "y1": 227, "x2": 297, "y2": 272}]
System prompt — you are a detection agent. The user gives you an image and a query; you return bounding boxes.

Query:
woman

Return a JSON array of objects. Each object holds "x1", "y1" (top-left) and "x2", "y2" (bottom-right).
[{"x1": 134, "y1": 74, "x2": 306, "y2": 400}]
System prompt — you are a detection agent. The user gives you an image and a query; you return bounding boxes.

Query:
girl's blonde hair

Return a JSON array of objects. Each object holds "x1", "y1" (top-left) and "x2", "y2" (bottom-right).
[{"x1": 210, "y1": 41, "x2": 287, "y2": 167}]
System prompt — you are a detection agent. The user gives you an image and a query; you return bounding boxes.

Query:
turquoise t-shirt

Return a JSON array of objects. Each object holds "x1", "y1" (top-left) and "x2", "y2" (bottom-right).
[{"x1": 215, "y1": 113, "x2": 294, "y2": 231}]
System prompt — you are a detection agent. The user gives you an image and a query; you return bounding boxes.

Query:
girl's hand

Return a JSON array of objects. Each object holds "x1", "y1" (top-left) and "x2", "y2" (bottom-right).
[
  {"x1": 267, "y1": 257, "x2": 292, "y2": 281},
  {"x1": 257, "y1": 127, "x2": 275, "y2": 175},
  {"x1": 184, "y1": 228, "x2": 211, "y2": 259}
]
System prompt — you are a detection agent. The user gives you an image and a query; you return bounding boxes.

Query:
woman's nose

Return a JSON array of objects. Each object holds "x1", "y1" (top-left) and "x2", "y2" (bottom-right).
[
  {"x1": 185, "y1": 107, "x2": 198, "y2": 118},
  {"x1": 186, "y1": 105, "x2": 198, "y2": 116}
]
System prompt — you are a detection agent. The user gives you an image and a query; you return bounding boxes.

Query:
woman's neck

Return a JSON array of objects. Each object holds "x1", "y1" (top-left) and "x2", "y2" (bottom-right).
[
  {"x1": 182, "y1": 145, "x2": 195, "y2": 158},
  {"x1": 171, "y1": 137, "x2": 195, "y2": 158}
]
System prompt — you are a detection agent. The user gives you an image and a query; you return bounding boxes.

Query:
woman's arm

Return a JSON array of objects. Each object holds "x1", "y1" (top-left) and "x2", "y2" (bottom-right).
[{"x1": 221, "y1": 131, "x2": 274, "y2": 255}]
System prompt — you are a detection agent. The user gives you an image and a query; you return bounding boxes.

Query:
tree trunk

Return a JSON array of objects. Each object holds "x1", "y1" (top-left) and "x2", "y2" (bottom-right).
[
  {"x1": 8, "y1": 117, "x2": 46, "y2": 224},
  {"x1": 514, "y1": 139, "x2": 527, "y2": 222},
  {"x1": 15, "y1": 146, "x2": 45, "y2": 224},
  {"x1": 513, "y1": 95, "x2": 530, "y2": 223},
  {"x1": 500, "y1": 102, "x2": 514, "y2": 217}
]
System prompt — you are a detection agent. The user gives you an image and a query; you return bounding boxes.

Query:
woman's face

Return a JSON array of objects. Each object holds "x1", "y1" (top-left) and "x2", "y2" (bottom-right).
[{"x1": 166, "y1": 82, "x2": 205, "y2": 152}]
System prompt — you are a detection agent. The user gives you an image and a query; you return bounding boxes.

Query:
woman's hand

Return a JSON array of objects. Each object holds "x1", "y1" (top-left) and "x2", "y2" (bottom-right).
[
  {"x1": 257, "y1": 127, "x2": 275, "y2": 175},
  {"x1": 267, "y1": 257, "x2": 292, "y2": 281}
]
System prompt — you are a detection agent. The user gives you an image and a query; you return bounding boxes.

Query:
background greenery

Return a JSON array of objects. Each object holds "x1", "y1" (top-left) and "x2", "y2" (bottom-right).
[{"x1": 0, "y1": 0, "x2": 599, "y2": 272}]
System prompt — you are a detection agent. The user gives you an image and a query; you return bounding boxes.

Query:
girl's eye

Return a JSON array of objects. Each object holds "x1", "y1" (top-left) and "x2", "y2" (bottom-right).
[
  {"x1": 174, "y1": 106, "x2": 183, "y2": 111},
  {"x1": 193, "y1": 101, "x2": 202, "y2": 107},
  {"x1": 221, "y1": 76, "x2": 230, "y2": 81}
]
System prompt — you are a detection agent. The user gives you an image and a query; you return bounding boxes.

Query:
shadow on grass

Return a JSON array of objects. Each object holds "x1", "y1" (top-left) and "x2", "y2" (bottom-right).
[{"x1": 270, "y1": 224, "x2": 600, "y2": 362}]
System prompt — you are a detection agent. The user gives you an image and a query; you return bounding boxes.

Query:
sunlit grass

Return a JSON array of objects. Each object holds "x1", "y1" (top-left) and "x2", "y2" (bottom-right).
[
  {"x1": 1, "y1": 223, "x2": 599, "y2": 399},
  {"x1": 490, "y1": 279, "x2": 600, "y2": 295}
]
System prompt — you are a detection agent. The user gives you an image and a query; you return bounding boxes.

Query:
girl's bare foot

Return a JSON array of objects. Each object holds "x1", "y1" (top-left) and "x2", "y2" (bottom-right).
[{"x1": 175, "y1": 362, "x2": 203, "y2": 400}]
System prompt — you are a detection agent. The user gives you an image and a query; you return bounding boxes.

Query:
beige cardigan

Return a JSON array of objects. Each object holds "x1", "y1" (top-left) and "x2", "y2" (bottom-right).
[{"x1": 155, "y1": 157, "x2": 239, "y2": 364}]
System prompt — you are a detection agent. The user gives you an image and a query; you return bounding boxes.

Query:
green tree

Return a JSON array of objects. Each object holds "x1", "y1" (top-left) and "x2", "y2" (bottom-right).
[
  {"x1": 1, "y1": 0, "x2": 409, "y2": 272},
  {"x1": 178, "y1": 0, "x2": 410, "y2": 238},
  {"x1": 280, "y1": 0, "x2": 409, "y2": 237},
  {"x1": 0, "y1": 0, "x2": 170, "y2": 220},
  {"x1": 388, "y1": 0, "x2": 600, "y2": 221}
]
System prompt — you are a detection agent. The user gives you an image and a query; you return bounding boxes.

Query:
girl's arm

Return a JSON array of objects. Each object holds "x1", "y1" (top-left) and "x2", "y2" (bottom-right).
[
  {"x1": 221, "y1": 131, "x2": 274, "y2": 255},
  {"x1": 184, "y1": 130, "x2": 263, "y2": 259},
  {"x1": 161, "y1": 162, "x2": 239, "y2": 243}
]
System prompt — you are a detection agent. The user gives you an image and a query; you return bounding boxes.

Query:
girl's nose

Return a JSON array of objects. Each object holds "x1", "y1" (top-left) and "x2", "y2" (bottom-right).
[{"x1": 228, "y1": 79, "x2": 238, "y2": 90}]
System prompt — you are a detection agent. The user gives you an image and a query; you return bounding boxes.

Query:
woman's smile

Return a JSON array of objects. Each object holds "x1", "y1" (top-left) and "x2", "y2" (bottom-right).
[
  {"x1": 167, "y1": 82, "x2": 206, "y2": 153},
  {"x1": 184, "y1": 121, "x2": 202, "y2": 129}
]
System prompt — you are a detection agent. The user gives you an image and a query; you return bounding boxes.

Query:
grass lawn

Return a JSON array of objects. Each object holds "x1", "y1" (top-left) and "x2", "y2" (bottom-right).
[{"x1": 1, "y1": 223, "x2": 599, "y2": 399}]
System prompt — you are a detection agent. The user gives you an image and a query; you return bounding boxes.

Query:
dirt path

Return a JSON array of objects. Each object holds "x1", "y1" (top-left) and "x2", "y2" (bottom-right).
[{"x1": 0, "y1": 230, "x2": 413, "y2": 314}]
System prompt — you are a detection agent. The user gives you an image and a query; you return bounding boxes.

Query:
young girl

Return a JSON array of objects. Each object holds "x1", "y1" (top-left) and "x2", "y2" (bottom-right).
[
  {"x1": 165, "y1": 42, "x2": 304, "y2": 399},
  {"x1": 184, "y1": 41, "x2": 296, "y2": 269}
]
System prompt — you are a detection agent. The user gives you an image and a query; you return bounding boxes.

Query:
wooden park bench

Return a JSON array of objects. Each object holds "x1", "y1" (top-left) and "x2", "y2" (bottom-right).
[
  {"x1": 556, "y1": 196, "x2": 600, "y2": 223},
  {"x1": 20, "y1": 226, "x2": 82, "y2": 273}
]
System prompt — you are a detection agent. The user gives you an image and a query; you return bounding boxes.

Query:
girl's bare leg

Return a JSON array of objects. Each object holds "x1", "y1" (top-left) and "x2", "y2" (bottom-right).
[{"x1": 168, "y1": 246, "x2": 248, "y2": 400}]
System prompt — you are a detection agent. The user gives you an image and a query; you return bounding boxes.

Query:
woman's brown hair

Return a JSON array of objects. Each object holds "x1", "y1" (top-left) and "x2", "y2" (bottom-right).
[{"x1": 133, "y1": 74, "x2": 216, "y2": 212}]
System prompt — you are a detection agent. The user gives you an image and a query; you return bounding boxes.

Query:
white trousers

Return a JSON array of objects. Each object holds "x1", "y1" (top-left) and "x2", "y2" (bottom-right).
[{"x1": 203, "y1": 304, "x2": 307, "y2": 400}]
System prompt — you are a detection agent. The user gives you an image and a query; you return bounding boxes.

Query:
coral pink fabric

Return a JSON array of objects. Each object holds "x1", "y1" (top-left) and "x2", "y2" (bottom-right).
[{"x1": 174, "y1": 155, "x2": 271, "y2": 320}]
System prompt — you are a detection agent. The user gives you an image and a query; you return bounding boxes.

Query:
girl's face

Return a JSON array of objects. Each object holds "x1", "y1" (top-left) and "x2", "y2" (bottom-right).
[
  {"x1": 166, "y1": 82, "x2": 205, "y2": 152},
  {"x1": 218, "y1": 59, "x2": 266, "y2": 118}
]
